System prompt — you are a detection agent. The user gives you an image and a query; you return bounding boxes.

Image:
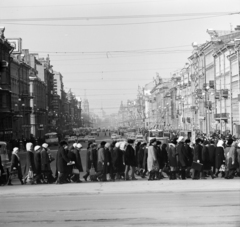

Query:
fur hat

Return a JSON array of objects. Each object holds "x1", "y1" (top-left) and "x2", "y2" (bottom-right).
[
  {"x1": 227, "y1": 139, "x2": 233, "y2": 146},
  {"x1": 156, "y1": 141, "x2": 161, "y2": 145},
  {"x1": 60, "y1": 140, "x2": 68, "y2": 146},
  {"x1": 34, "y1": 145, "x2": 41, "y2": 151},
  {"x1": 127, "y1": 139, "x2": 134, "y2": 144},
  {"x1": 100, "y1": 141, "x2": 107, "y2": 147},
  {"x1": 195, "y1": 138, "x2": 202, "y2": 144},
  {"x1": 185, "y1": 139, "x2": 191, "y2": 144},
  {"x1": 42, "y1": 143, "x2": 48, "y2": 149},
  {"x1": 150, "y1": 138, "x2": 156, "y2": 145}
]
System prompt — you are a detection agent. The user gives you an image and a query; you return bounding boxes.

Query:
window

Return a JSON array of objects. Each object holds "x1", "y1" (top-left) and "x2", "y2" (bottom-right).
[
  {"x1": 231, "y1": 60, "x2": 238, "y2": 76},
  {"x1": 205, "y1": 52, "x2": 213, "y2": 66},
  {"x1": 215, "y1": 56, "x2": 220, "y2": 77}
]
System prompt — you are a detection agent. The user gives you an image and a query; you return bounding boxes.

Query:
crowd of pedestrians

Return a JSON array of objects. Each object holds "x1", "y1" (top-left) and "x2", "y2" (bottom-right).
[{"x1": 1, "y1": 135, "x2": 240, "y2": 186}]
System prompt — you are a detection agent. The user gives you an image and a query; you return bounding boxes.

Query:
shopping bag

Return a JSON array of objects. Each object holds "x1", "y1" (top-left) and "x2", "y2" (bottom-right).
[
  {"x1": 72, "y1": 167, "x2": 80, "y2": 174},
  {"x1": 191, "y1": 161, "x2": 203, "y2": 171}
]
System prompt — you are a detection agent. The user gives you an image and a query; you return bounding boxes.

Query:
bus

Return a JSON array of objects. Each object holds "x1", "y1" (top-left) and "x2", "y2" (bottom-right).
[
  {"x1": 44, "y1": 132, "x2": 59, "y2": 146},
  {"x1": 147, "y1": 129, "x2": 169, "y2": 144}
]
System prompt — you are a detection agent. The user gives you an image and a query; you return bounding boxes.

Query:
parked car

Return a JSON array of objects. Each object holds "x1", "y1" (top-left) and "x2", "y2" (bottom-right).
[
  {"x1": 78, "y1": 136, "x2": 85, "y2": 142},
  {"x1": 111, "y1": 134, "x2": 118, "y2": 140},
  {"x1": 135, "y1": 134, "x2": 145, "y2": 143},
  {"x1": 88, "y1": 136, "x2": 96, "y2": 143},
  {"x1": 68, "y1": 136, "x2": 78, "y2": 143}
]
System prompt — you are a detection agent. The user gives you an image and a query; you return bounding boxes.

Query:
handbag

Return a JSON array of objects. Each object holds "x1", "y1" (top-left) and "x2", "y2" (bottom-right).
[
  {"x1": 72, "y1": 166, "x2": 80, "y2": 174},
  {"x1": 191, "y1": 161, "x2": 203, "y2": 171},
  {"x1": 90, "y1": 164, "x2": 96, "y2": 176}
]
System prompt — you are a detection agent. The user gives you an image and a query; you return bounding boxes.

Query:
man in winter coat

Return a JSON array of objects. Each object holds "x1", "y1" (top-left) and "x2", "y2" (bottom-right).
[
  {"x1": 185, "y1": 139, "x2": 193, "y2": 178},
  {"x1": 41, "y1": 143, "x2": 52, "y2": 183},
  {"x1": 192, "y1": 138, "x2": 204, "y2": 179},
  {"x1": 208, "y1": 140, "x2": 216, "y2": 174},
  {"x1": 167, "y1": 138, "x2": 178, "y2": 180},
  {"x1": 124, "y1": 139, "x2": 137, "y2": 180},
  {"x1": 56, "y1": 141, "x2": 72, "y2": 184},
  {"x1": 176, "y1": 136, "x2": 189, "y2": 180}
]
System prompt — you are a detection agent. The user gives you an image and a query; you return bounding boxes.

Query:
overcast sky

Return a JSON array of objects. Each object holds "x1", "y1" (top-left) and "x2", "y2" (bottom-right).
[{"x1": 0, "y1": 0, "x2": 239, "y2": 116}]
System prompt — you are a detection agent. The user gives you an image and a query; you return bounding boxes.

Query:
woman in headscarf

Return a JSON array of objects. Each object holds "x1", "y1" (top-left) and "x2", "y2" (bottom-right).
[
  {"x1": 215, "y1": 140, "x2": 225, "y2": 177},
  {"x1": 109, "y1": 141, "x2": 117, "y2": 181},
  {"x1": 41, "y1": 143, "x2": 52, "y2": 183},
  {"x1": 104, "y1": 142, "x2": 112, "y2": 181},
  {"x1": 167, "y1": 138, "x2": 178, "y2": 180},
  {"x1": 135, "y1": 141, "x2": 141, "y2": 175},
  {"x1": 23, "y1": 142, "x2": 36, "y2": 184},
  {"x1": 147, "y1": 138, "x2": 159, "y2": 180},
  {"x1": 7, "y1": 147, "x2": 24, "y2": 185},
  {"x1": 112, "y1": 142, "x2": 121, "y2": 179},
  {"x1": 96, "y1": 141, "x2": 106, "y2": 181}
]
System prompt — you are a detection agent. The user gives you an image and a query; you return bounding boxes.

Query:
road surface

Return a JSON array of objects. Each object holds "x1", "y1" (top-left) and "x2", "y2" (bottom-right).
[{"x1": 0, "y1": 178, "x2": 240, "y2": 227}]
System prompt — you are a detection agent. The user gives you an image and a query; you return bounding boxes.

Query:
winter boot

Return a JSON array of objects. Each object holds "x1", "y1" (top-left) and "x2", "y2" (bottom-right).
[
  {"x1": 148, "y1": 171, "x2": 154, "y2": 181},
  {"x1": 169, "y1": 171, "x2": 173, "y2": 180},
  {"x1": 181, "y1": 170, "x2": 186, "y2": 180}
]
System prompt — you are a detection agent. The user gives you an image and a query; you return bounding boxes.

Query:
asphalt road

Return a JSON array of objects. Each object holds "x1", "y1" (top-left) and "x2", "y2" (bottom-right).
[{"x1": 0, "y1": 180, "x2": 240, "y2": 227}]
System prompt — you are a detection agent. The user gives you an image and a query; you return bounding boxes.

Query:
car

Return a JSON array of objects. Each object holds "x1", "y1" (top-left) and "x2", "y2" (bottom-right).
[
  {"x1": 78, "y1": 136, "x2": 85, "y2": 142},
  {"x1": 91, "y1": 131, "x2": 98, "y2": 136},
  {"x1": 88, "y1": 136, "x2": 96, "y2": 142},
  {"x1": 111, "y1": 134, "x2": 118, "y2": 140},
  {"x1": 68, "y1": 136, "x2": 78, "y2": 143},
  {"x1": 135, "y1": 134, "x2": 145, "y2": 142},
  {"x1": 64, "y1": 135, "x2": 70, "y2": 140}
]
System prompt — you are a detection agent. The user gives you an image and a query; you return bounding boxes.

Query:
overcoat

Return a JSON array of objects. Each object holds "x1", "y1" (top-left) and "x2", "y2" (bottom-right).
[
  {"x1": 147, "y1": 145, "x2": 158, "y2": 172},
  {"x1": 10, "y1": 153, "x2": 23, "y2": 178},
  {"x1": 227, "y1": 144, "x2": 238, "y2": 170},
  {"x1": 72, "y1": 148, "x2": 83, "y2": 172},
  {"x1": 185, "y1": 143, "x2": 193, "y2": 167},
  {"x1": 85, "y1": 148, "x2": 92, "y2": 172},
  {"x1": 138, "y1": 146, "x2": 145, "y2": 169},
  {"x1": 176, "y1": 142, "x2": 189, "y2": 167},
  {"x1": 97, "y1": 147, "x2": 105, "y2": 172},
  {"x1": 193, "y1": 144, "x2": 203, "y2": 162},
  {"x1": 34, "y1": 150, "x2": 42, "y2": 174},
  {"x1": 124, "y1": 145, "x2": 136, "y2": 167},
  {"x1": 215, "y1": 146, "x2": 225, "y2": 169},
  {"x1": 142, "y1": 147, "x2": 148, "y2": 170},
  {"x1": 201, "y1": 145, "x2": 211, "y2": 170},
  {"x1": 25, "y1": 151, "x2": 36, "y2": 174},
  {"x1": 167, "y1": 143, "x2": 177, "y2": 167},
  {"x1": 208, "y1": 144, "x2": 216, "y2": 167},
  {"x1": 57, "y1": 146, "x2": 70, "y2": 174},
  {"x1": 156, "y1": 145, "x2": 165, "y2": 169},
  {"x1": 41, "y1": 148, "x2": 51, "y2": 173}
]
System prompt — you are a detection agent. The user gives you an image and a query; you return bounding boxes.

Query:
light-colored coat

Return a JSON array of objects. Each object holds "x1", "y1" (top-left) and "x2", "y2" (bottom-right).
[{"x1": 147, "y1": 145, "x2": 159, "y2": 172}]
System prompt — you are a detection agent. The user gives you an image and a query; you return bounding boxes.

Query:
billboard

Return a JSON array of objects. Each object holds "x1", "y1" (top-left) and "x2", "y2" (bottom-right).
[{"x1": 7, "y1": 38, "x2": 22, "y2": 54}]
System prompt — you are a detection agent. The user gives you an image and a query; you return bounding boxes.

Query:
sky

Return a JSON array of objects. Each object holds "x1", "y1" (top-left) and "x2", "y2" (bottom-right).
[{"x1": 0, "y1": 0, "x2": 240, "y2": 116}]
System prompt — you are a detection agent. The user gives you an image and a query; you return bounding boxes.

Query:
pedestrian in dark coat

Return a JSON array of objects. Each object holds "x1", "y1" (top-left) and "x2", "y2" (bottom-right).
[
  {"x1": 109, "y1": 141, "x2": 116, "y2": 180},
  {"x1": 70, "y1": 143, "x2": 83, "y2": 183},
  {"x1": 176, "y1": 136, "x2": 189, "y2": 180},
  {"x1": 112, "y1": 142, "x2": 121, "y2": 175},
  {"x1": 7, "y1": 147, "x2": 24, "y2": 185},
  {"x1": 0, "y1": 154, "x2": 5, "y2": 186},
  {"x1": 83, "y1": 142, "x2": 93, "y2": 181},
  {"x1": 192, "y1": 138, "x2": 204, "y2": 179},
  {"x1": 56, "y1": 141, "x2": 71, "y2": 184},
  {"x1": 96, "y1": 141, "x2": 107, "y2": 181},
  {"x1": 34, "y1": 145, "x2": 42, "y2": 183},
  {"x1": 135, "y1": 141, "x2": 141, "y2": 172},
  {"x1": 138, "y1": 142, "x2": 147, "y2": 177},
  {"x1": 104, "y1": 143, "x2": 112, "y2": 180},
  {"x1": 124, "y1": 140, "x2": 137, "y2": 180},
  {"x1": 208, "y1": 140, "x2": 216, "y2": 172},
  {"x1": 167, "y1": 138, "x2": 178, "y2": 180},
  {"x1": 41, "y1": 143, "x2": 52, "y2": 183},
  {"x1": 184, "y1": 139, "x2": 193, "y2": 178},
  {"x1": 202, "y1": 141, "x2": 215, "y2": 179},
  {"x1": 215, "y1": 140, "x2": 225, "y2": 177}
]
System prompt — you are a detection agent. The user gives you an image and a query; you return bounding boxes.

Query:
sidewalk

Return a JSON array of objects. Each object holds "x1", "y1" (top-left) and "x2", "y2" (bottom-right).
[{"x1": 1, "y1": 178, "x2": 239, "y2": 198}]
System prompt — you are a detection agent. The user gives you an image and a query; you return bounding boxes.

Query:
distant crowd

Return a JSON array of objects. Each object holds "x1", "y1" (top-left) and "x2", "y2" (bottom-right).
[{"x1": 0, "y1": 135, "x2": 240, "y2": 186}]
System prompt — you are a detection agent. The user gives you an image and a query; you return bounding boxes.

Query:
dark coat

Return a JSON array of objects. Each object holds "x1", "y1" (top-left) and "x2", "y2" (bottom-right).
[
  {"x1": 193, "y1": 144, "x2": 202, "y2": 162},
  {"x1": 41, "y1": 148, "x2": 51, "y2": 173},
  {"x1": 26, "y1": 151, "x2": 36, "y2": 173},
  {"x1": 34, "y1": 150, "x2": 42, "y2": 174},
  {"x1": 167, "y1": 143, "x2": 177, "y2": 167},
  {"x1": 156, "y1": 145, "x2": 165, "y2": 169},
  {"x1": 143, "y1": 147, "x2": 148, "y2": 170},
  {"x1": 70, "y1": 148, "x2": 83, "y2": 172},
  {"x1": 10, "y1": 154, "x2": 22, "y2": 178},
  {"x1": 112, "y1": 147, "x2": 125, "y2": 173},
  {"x1": 185, "y1": 144, "x2": 193, "y2": 166},
  {"x1": 86, "y1": 148, "x2": 92, "y2": 172},
  {"x1": 138, "y1": 146, "x2": 145, "y2": 168},
  {"x1": 201, "y1": 145, "x2": 211, "y2": 170},
  {"x1": 208, "y1": 144, "x2": 216, "y2": 166},
  {"x1": 215, "y1": 146, "x2": 225, "y2": 169},
  {"x1": 57, "y1": 146, "x2": 70, "y2": 174},
  {"x1": 124, "y1": 145, "x2": 136, "y2": 166},
  {"x1": 176, "y1": 142, "x2": 190, "y2": 167}
]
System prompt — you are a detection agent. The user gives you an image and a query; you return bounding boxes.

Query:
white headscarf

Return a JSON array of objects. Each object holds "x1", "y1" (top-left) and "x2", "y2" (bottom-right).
[
  {"x1": 105, "y1": 143, "x2": 110, "y2": 149},
  {"x1": 120, "y1": 141, "x2": 127, "y2": 151},
  {"x1": 12, "y1": 147, "x2": 20, "y2": 160},
  {"x1": 76, "y1": 143, "x2": 82, "y2": 149},
  {"x1": 177, "y1": 136, "x2": 184, "y2": 143},
  {"x1": 26, "y1": 142, "x2": 33, "y2": 151},
  {"x1": 115, "y1": 142, "x2": 121, "y2": 148},
  {"x1": 217, "y1": 140, "x2": 224, "y2": 148},
  {"x1": 42, "y1": 143, "x2": 48, "y2": 149},
  {"x1": 34, "y1": 145, "x2": 41, "y2": 151},
  {"x1": 73, "y1": 143, "x2": 77, "y2": 148}
]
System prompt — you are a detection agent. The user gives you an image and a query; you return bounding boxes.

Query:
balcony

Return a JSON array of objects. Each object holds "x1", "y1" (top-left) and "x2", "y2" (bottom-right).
[{"x1": 214, "y1": 113, "x2": 229, "y2": 119}]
